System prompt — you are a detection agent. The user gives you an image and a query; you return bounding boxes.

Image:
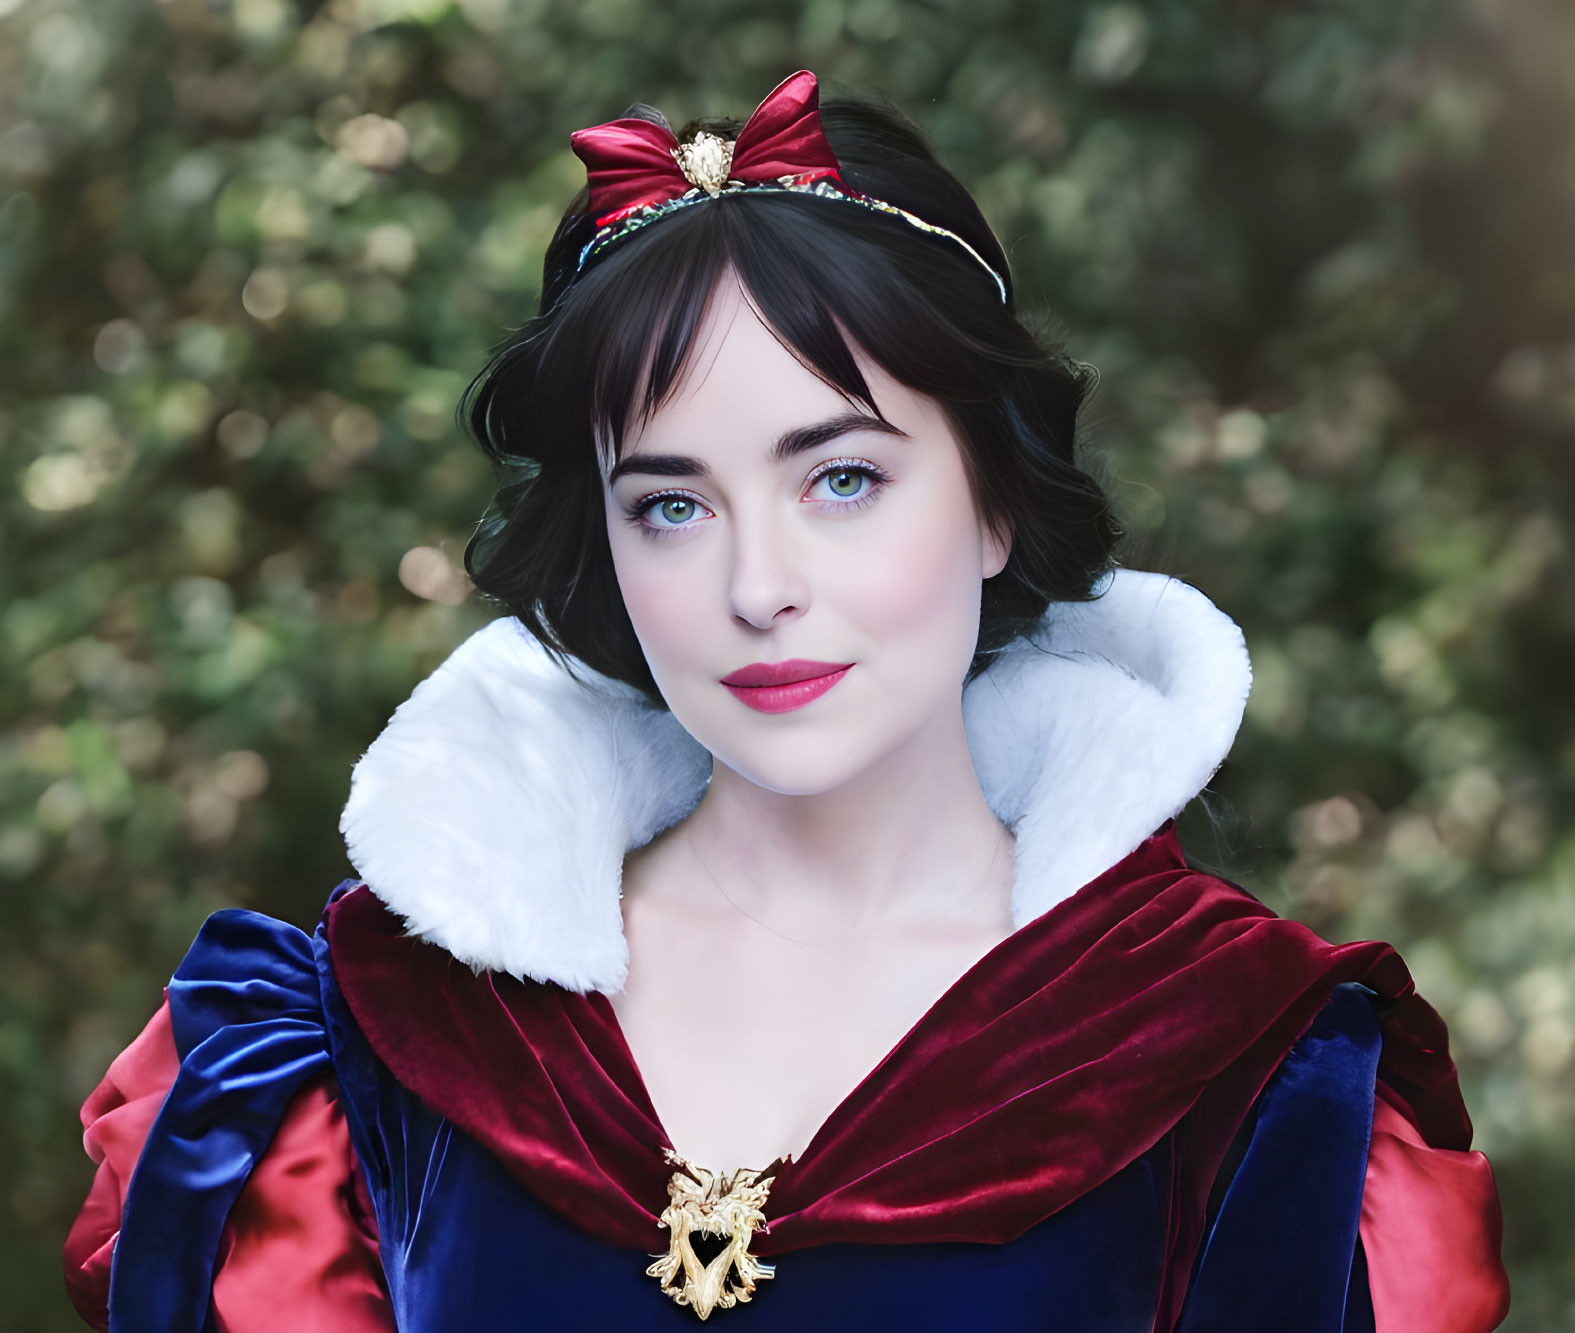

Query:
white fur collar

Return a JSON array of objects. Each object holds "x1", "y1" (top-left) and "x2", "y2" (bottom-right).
[{"x1": 339, "y1": 567, "x2": 1252, "y2": 994}]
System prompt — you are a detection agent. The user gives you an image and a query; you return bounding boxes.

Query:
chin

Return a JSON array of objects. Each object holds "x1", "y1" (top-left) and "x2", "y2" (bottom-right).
[
  {"x1": 718, "y1": 753, "x2": 870, "y2": 798},
  {"x1": 698, "y1": 724, "x2": 882, "y2": 798}
]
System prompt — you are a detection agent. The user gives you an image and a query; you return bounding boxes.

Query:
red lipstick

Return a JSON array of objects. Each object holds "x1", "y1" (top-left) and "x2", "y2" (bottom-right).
[{"x1": 720, "y1": 659, "x2": 854, "y2": 714}]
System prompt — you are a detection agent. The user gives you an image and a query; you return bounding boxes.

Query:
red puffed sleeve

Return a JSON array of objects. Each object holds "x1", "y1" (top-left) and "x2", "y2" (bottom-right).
[
  {"x1": 63, "y1": 997, "x2": 396, "y2": 1333},
  {"x1": 64, "y1": 996, "x2": 179, "y2": 1328},
  {"x1": 1361, "y1": 1080, "x2": 1511, "y2": 1333}
]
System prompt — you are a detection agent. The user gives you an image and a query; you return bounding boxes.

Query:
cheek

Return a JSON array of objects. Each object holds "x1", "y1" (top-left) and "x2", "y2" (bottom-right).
[
  {"x1": 833, "y1": 478, "x2": 984, "y2": 645},
  {"x1": 604, "y1": 517, "x2": 708, "y2": 679}
]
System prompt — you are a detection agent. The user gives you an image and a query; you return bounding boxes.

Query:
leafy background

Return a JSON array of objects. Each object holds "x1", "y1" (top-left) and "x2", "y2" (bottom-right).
[{"x1": 3, "y1": 0, "x2": 1571, "y2": 1326}]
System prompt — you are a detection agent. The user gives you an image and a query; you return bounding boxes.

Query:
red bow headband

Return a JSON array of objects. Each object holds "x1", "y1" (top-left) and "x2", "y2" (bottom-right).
[{"x1": 567, "y1": 71, "x2": 1008, "y2": 302}]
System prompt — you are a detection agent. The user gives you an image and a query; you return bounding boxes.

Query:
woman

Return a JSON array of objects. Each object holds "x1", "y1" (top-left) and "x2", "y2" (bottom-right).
[{"x1": 65, "y1": 72, "x2": 1509, "y2": 1331}]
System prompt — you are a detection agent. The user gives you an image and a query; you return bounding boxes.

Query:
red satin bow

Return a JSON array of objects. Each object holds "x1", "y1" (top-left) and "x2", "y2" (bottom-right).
[{"x1": 570, "y1": 70, "x2": 844, "y2": 226}]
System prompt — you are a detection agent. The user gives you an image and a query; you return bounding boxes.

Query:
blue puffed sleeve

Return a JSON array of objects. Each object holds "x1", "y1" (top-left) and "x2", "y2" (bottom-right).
[
  {"x1": 1177, "y1": 981, "x2": 1384, "y2": 1333},
  {"x1": 107, "y1": 909, "x2": 333, "y2": 1333}
]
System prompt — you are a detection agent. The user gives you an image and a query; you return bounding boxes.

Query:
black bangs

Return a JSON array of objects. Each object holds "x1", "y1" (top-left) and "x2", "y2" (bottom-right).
[
  {"x1": 458, "y1": 92, "x2": 1120, "y2": 709},
  {"x1": 525, "y1": 187, "x2": 1009, "y2": 478}
]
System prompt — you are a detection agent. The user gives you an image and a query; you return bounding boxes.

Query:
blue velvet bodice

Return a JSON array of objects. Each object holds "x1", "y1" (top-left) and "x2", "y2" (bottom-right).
[{"x1": 107, "y1": 909, "x2": 1383, "y2": 1331}]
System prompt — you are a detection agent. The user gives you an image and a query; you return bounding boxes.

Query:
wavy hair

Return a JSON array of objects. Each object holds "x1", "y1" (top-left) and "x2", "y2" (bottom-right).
[{"x1": 458, "y1": 91, "x2": 1124, "y2": 708}]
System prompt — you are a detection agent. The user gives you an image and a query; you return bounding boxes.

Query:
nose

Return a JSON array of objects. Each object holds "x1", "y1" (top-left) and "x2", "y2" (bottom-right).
[{"x1": 726, "y1": 506, "x2": 810, "y2": 630}]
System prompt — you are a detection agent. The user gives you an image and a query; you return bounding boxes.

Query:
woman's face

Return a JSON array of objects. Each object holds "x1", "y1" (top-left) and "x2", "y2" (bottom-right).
[{"x1": 602, "y1": 269, "x2": 1010, "y2": 795}]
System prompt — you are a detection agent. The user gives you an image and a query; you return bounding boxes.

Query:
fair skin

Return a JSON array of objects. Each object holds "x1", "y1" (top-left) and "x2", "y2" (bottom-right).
[{"x1": 602, "y1": 268, "x2": 1017, "y2": 1177}]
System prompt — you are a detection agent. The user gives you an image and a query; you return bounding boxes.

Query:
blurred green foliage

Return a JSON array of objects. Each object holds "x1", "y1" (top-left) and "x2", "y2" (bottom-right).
[{"x1": 2, "y1": 0, "x2": 1571, "y2": 1326}]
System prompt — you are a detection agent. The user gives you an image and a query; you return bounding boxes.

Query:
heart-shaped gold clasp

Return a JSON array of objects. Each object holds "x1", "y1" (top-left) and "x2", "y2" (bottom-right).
[{"x1": 645, "y1": 1147, "x2": 788, "y2": 1320}]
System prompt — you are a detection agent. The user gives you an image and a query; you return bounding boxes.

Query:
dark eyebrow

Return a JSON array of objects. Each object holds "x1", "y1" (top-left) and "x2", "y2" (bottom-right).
[{"x1": 606, "y1": 413, "x2": 909, "y2": 485}]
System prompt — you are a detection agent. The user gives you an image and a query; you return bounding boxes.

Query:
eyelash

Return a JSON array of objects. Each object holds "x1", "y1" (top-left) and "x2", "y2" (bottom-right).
[{"x1": 621, "y1": 458, "x2": 893, "y2": 540}]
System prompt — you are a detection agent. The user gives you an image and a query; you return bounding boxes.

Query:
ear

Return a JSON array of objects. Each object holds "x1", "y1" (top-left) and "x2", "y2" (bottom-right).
[{"x1": 981, "y1": 514, "x2": 1012, "y2": 579}]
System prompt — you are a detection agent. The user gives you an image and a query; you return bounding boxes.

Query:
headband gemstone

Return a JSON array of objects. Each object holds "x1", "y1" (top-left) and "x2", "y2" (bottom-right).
[
  {"x1": 673, "y1": 130, "x2": 735, "y2": 195},
  {"x1": 567, "y1": 70, "x2": 1009, "y2": 302}
]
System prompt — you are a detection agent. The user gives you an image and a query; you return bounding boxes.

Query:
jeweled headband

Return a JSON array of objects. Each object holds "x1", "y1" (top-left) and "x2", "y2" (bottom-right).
[{"x1": 567, "y1": 70, "x2": 1010, "y2": 303}]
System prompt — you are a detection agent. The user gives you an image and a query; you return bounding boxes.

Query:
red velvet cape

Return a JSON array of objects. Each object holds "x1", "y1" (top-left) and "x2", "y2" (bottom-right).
[{"x1": 326, "y1": 820, "x2": 1470, "y2": 1328}]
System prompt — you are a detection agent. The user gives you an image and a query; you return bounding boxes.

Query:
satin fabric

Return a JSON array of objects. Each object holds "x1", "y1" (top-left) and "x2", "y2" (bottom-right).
[
  {"x1": 1362, "y1": 1088, "x2": 1510, "y2": 1330},
  {"x1": 64, "y1": 995, "x2": 396, "y2": 1333},
  {"x1": 104, "y1": 916, "x2": 334, "y2": 1333},
  {"x1": 324, "y1": 820, "x2": 1470, "y2": 1326},
  {"x1": 97, "y1": 904, "x2": 1403, "y2": 1331},
  {"x1": 570, "y1": 69, "x2": 843, "y2": 225},
  {"x1": 64, "y1": 1000, "x2": 180, "y2": 1332},
  {"x1": 206, "y1": 1073, "x2": 392, "y2": 1332}
]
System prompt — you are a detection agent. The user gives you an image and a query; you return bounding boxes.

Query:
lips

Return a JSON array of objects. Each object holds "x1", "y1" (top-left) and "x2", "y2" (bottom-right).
[
  {"x1": 720, "y1": 659, "x2": 856, "y2": 715},
  {"x1": 720, "y1": 659, "x2": 854, "y2": 687}
]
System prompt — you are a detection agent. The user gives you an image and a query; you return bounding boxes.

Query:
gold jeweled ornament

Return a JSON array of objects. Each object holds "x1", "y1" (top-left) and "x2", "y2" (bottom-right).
[
  {"x1": 645, "y1": 1148, "x2": 789, "y2": 1319},
  {"x1": 671, "y1": 131, "x2": 736, "y2": 196}
]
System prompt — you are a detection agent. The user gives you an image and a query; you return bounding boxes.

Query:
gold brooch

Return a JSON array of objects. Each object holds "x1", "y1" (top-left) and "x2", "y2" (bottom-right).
[
  {"x1": 646, "y1": 1147, "x2": 788, "y2": 1320},
  {"x1": 671, "y1": 131, "x2": 735, "y2": 196}
]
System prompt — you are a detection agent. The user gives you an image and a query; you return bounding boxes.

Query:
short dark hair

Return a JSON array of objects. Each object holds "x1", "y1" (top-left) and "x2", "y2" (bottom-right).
[{"x1": 459, "y1": 91, "x2": 1124, "y2": 710}]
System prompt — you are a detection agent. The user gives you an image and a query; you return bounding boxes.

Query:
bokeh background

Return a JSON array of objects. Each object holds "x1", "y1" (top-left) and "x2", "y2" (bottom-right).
[{"x1": 3, "y1": 0, "x2": 1571, "y2": 1326}]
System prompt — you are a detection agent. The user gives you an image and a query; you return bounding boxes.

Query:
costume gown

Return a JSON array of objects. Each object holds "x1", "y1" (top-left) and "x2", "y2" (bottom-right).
[{"x1": 63, "y1": 569, "x2": 1510, "y2": 1332}]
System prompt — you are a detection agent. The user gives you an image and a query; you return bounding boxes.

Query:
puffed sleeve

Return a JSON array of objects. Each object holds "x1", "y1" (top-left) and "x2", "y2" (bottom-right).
[
  {"x1": 1176, "y1": 983, "x2": 1509, "y2": 1333},
  {"x1": 1178, "y1": 982, "x2": 1385, "y2": 1332},
  {"x1": 1360, "y1": 1082, "x2": 1509, "y2": 1332},
  {"x1": 62, "y1": 911, "x2": 396, "y2": 1333},
  {"x1": 64, "y1": 996, "x2": 181, "y2": 1327}
]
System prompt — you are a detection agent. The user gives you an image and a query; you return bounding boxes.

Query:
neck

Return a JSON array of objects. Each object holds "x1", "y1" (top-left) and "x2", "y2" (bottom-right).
[
  {"x1": 337, "y1": 567, "x2": 1255, "y2": 992},
  {"x1": 654, "y1": 700, "x2": 1015, "y2": 939}
]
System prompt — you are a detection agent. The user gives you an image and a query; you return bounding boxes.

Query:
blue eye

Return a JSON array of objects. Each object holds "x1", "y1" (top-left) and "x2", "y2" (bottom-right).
[
  {"x1": 624, "y1": 491, "x2": 713, "y2": 536},
  {"x1": 623, "y1": 459, "x2": 891, "y2": 541},
  {"x1": 648, "y1": 496, "x2": 702, "y2": 526},
  {"x1": 814, "y1": 466, "x2": 872, "y2": 501},
  {"x1": 805, "y1": 460, "x2": 890, "y2": 511}
]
